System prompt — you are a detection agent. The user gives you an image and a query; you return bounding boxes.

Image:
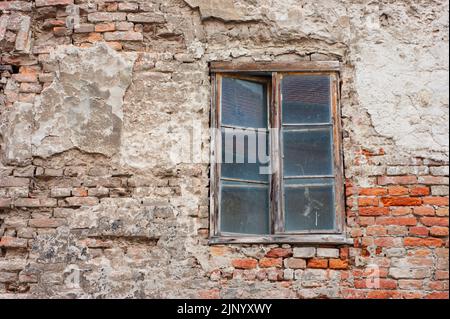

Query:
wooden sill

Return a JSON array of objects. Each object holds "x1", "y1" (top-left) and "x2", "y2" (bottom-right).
[{"x1": 209, "y1": 234, "x2": 353, "y2": 245}]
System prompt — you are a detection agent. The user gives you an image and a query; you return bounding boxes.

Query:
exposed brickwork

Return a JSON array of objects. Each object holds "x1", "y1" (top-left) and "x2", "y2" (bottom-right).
[{"x1": 1, "y1": 0, "x2": 449, "y2": 299}]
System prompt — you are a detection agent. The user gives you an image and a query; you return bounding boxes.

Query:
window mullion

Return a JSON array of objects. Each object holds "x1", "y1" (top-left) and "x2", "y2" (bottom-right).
[{"x1": 270, "y1": 72, "x2": 283, "y2": 234}]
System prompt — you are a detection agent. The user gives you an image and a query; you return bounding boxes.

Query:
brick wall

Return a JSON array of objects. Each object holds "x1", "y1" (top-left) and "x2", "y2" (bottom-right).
[{"x1": 0, "y1": 0, "x2": 448, "y2": 298}]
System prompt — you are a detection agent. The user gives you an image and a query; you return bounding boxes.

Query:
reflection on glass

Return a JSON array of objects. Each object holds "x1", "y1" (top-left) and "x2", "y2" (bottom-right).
[
  {"x1": 282, "y1": 75, "x2": 330, "y2": 124},
  {"x1": 220, "y1": 181, "x2": 269, "y2": 234},
  {"x1": 221, "y1": 77, "x2": 267, "y2": 128}
]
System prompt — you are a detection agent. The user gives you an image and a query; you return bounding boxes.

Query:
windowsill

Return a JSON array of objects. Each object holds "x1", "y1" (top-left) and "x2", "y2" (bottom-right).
[{"x1": 208, "y1": 234, "x2": 353, "y2": 245}]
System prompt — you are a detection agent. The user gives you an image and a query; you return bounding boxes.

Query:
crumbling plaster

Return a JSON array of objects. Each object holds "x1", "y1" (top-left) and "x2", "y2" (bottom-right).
[{"x1": 0, "y1": 0, "x2": 448, "y2": 299}]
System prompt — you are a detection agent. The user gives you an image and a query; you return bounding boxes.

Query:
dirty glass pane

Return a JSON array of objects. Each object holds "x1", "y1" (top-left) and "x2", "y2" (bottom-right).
[
  {"x1": 220, "y1": 181, "x2": 269, "y2": 234},
  {"x1": 221, "y1": 77, "x2": 267, "y2": 128},
  {"x1": 284, "y1": 179, "x2": 335, "y2": 231},
  {"x1": 283, "y1": 127, "x2": 333, "y2": 176},
  {"x1": 221, "y1": 128, "x2": 270, "y2": 182},
  {"x1": 282, "y1": 75, "x2": 331, "y2": 124}
]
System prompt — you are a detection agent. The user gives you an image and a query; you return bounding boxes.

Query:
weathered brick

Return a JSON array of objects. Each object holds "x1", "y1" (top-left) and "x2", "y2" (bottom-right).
[
  {"x1": 329, "y1": 259, "x2": 348, "y2": 269},
  {"x1": 293, "y1": 247, "x2": 315, "y2": 258},
  {"x1": 358, "y1": 188, "x2": 387, "y2": 196},
  {"x1": 284, "y1": 258, "x2": 306, "y2": 269},
  {"x1": 413, "y1": 206, "x2": 435, "y2": 216},
  {"x1": 127, "y1": 13, "x2": 165, "y2": 24},
  {"x1": 95, "y1": 23, "x2": 116, "y2": 32},
  {"x1": 418, "y1": 176, "x2": 448, "y2": 185},
  {"x1": 118, "y1": 2, "x2": 139, "y2": 11},
  {"x1": 35, "y1": 0, "x2": 73, "y2": 7},
  {"x1": 0, "y1": 198, "x2": 12, "y2": 208},
  {"x1": 265, "y1": 248, "x2": 292, "y2": 258},
  {"x1": 422, "y1": 196, "x2": 449, "y2": 206},
  {"x1": 50, "y1": 188, "x2": 71, "y2": 198},
  {"x1": 88, "y1": 12, "x2": 127, "y2": 22},
  {"x1": 410, "y1": 186, "x2": 430, "y2": 196},
  {"x1": 404, "y1": 237, "x2": 443, "y2": 247},
  {"x1": 14, "y1": 198, "x2": 57, "y2": 208},
  {"x1": 381, "y1": 197, "x2": 422, "y2": 206},
  {"x1": 430, "y1": 226, "x2": 449, "y2": 237},
  {"x1": 376, "y1": 217, "x2": 417, "y2": 226},
  {"x1": 307, "y1": 258, "x2": 328, "y2": 269},
  {"x1": 104, "y1": 31, "x2": 143, "y2": 41},
  {"x1": 29, "y1": 218, "x2": 65, "y2": 228},
  {"x1": 357, "y1": 197, "x2": 379, "y2": 206},
  {"x1": 430, "y1": 166, "x2": 449, "y2": 176},
  {"x1": 316, "y1": 248, "x2": 339, "y2": 258},
  {"x1": 420, "y1": 217, "x2": 449, "y2": 227},
  {"x1": 231, "y1": 258, "x2": 257, "y2": 269},
  {"x1": 0, "y1": 237, "x2": 27, "y2": 248},
  {"x1": 0, "y1": 177, "x2": 29, "y2": 187},
  {"x1": 388, "y1": 186, "x2": 409, "y2": 196},
  {"x1": 74, "y1": 24, "x2": 95, "y2": 33},
  {"x1": 409, "y1": 226, "x2": 429, "y2": 236},
  {"x1": 377, "y1": 176, "x2": 417, "y2": 185},
  {"x1": 64, "y1": 197, "x2": 99, "y2": 207},
  {"x1": 359, "y1": 207, "x2": 389, "y2": 216},
  {"x1": 259, "y1": 258, "x2": 282, "y2": 268}
]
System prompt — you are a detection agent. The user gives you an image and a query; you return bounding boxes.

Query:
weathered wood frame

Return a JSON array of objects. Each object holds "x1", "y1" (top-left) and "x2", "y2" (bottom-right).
[{"x1": 209, "y1": 61, "x2": 349, "y2": 245}]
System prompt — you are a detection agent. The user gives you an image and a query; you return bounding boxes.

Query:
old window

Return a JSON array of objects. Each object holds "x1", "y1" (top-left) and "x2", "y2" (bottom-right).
[{"x1": 209, "y1": 62, "x2": 347, "y2": 244}]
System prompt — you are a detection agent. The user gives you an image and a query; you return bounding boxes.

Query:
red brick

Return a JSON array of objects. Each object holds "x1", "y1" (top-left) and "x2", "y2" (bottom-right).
[
  {"x1": 265, "y1": 248, "x2": 292, "y2": 258},
  {"x1": 374, "y1": 237, "x2": 396, "y2": 247},
  {"x1": 409, "y1": 226, "x2": 429, "y2": 237},
  {"x1": 435, "y1": 270, "x2": 449, "y2": 280},
  {"x1": 232, "y1": 258, "x2": 257, "y2": 269},
  {"x1": 259, "y1": 258, "x2": 282, "y2": 268},
  {"x1": 388, "y1": 186, "x2": 409, "y2": 196},
  {"x1": 0, "y1": 177, "x2": 29, "y2": 187},
  {"x1": 381, "y1": 197, "x2": 422, "y2": 206},
  {"x1": 0, "y1": 198, "x2": 12, "y2": 208},
  {"x1": 35, "y1": 0, "x2": 74, "y2": 7},
  {"x1": 430, "y1": 226, "x2": 449, "y2": 237},
  {"x1": 367, "y1": 290, "x2": 401, "y2": 299},
  {"x1": 29, "y1": 218, "x2": 65, "y2": 228},
  {"x1": 329, "y1": 259, "x2": 348, "y2": 269},
  {"x1": 359, "y1": 207, "x2": 389, "y2": 216},
  {"x1": 359, "y1": 217, "x2": 375, "y2": 225},
  {"x1": 284, "y1": 258, "x2": 306, "y2": 269},
  {"x1": 358, "y1": 197, "x2": 379, "y2": 207},
  {"x1": 359, "y1": 188, "x2": 387, "y2": 196},
  {"x1": 64, "y1": 197, "x2": 99, "y2": 207},
  {"x1": 404, "y1": 237, "x2": 443, "y2": 247},
  {"x1": 366, "y1": 225, "x2": 387, "y2": 236},
  {"x1": 425, "y1": 292, "x2": 449, "y2": 299},
  {"x1": 413, "y1": 206, "x2": 435, "y2": 216},
  {"x1": 376, "y1": 217, "x2": 417, "y2": 226},
  {"x1": 377, "y1": 176, "x2": 417, "y2": 185},
  {"x1": 436, "y1": 208, "x2": 449, "y2": 216},
  {"x1": 307, "y1": 258, "x2": 328, "y2": 269},
  {"x1": 72, "y1": 188, "x2": 88, "y2": 197},
  {"x1": 418, "y1": 176, "x2": 448, "y2": 185},
  {"x1": 410, "y1": 186, "x2": 430, "y2": 196},
  {"x1": 0, "y1": 237, "x2": 27, "y2": 248},
  {"x1": 420, "y1": 217, "x2": 449, "y2": 227},
  {"x1": 95, "y1": 23, "x2": 115, "y2": 32},
  {"x1": 422, "y1": 196, "x2": 449, "y2": 206},
  {"x1": 391, "y1": 207, "x2": 412, "y2": 215}
]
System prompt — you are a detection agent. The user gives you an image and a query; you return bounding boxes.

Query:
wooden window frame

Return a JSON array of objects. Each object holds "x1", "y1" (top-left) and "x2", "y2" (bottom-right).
[{"x1": 209, "y1": 61, "x2": 350, "y2": 245}]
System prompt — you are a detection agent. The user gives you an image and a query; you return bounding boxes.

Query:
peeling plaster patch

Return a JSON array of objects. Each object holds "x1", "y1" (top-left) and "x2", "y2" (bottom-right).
[
  {"x1": 355, "y1": 36, "x2": 449, "y2": 161},
  {"x1": 183, "y1": 0, "x2": 261, "y2": 22},
  {"x1": 32, "y1": 43, "x2": 137, "y2": 158},
  {"x1": 0, "y1": 102, "x2": 33, "y2": 165}
]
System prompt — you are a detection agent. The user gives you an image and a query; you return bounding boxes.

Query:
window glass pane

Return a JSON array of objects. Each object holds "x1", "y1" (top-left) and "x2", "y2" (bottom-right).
[
  {"x1": 220, "y1": 181, "x2": 269, "y2": 234},
  {"x1": 282, "y1": 75, "x2": 330, "y2": 124},
  {"x1": 283, "y1": 127, "x2": 333, "y2": 176},
  {"x1": 221, "y1": 128, "x2": 269, "y2": 182},
  {"x1": 284, "y1": 179, "x2": 335, "y2": 231},
  {"x1": 221, "y1": 77, "x2": 267, "y2": 128}
]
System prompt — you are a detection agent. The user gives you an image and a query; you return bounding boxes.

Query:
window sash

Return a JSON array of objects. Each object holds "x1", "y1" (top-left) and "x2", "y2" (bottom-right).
[{"x1": 210, "y1": 64, "x2": 346, "y2": 244}]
